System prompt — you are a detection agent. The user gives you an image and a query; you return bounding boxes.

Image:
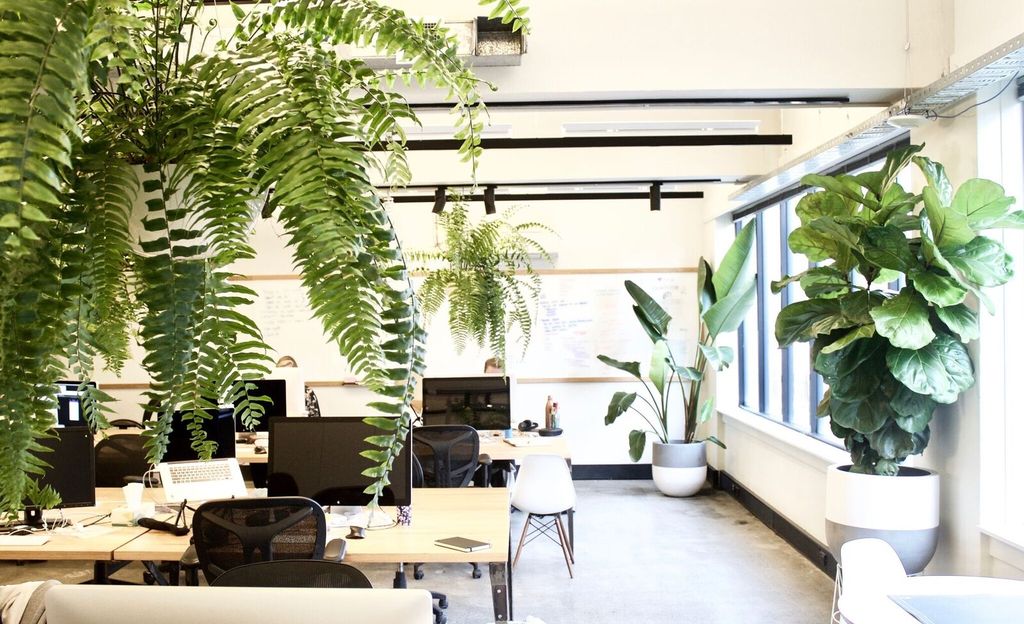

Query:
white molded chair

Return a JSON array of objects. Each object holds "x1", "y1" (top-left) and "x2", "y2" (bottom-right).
[
  {"x1": 837, "y1": 538, "x2": 909, "y2": 624},
  {"x1": 510, "y1": 454, "x2": 576, "y2": 578}
]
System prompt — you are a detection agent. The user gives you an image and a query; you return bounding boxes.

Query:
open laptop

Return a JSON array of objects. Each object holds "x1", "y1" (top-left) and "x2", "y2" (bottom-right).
[{"x1": 156, "y1": 458, "x2": 247, "y2": 503}]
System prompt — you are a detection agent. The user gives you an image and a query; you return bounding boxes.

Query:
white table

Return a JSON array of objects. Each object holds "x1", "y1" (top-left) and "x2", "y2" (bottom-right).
[{"x1": 839, "y1": 576, "x2": 1024, "y2": 623}]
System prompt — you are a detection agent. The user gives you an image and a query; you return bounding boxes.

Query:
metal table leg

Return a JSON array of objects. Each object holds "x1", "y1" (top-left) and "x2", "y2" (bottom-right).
[{"x1": 489, "y1": 561, "x2": 511, "y2": 621}]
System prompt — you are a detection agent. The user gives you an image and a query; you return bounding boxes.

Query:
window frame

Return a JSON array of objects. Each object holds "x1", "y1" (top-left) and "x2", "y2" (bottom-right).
[{"x1": 731, "y1": 135, "x2": 911, "y2": 446}]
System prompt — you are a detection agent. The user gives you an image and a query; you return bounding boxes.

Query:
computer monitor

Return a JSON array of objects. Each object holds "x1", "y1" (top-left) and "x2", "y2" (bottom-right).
[
  {"x1": 265, "y1": 367, "x2": 307, "y2": 417},
  {"x1": 421, "y1": 376, "x2": 511, "y2": 430},
  {"x1": 267, "y1": 417, "x2": 412, "y2": 507},
  {"x1": 233, "y1": 379, "x2": 288, "y2": 432},
  {"x1": 54, "y1": 380, "x2": 96, "y2": 427},
  {"x1": 163, "y1": 407, "x2": 237, "y2": 462},
  {"x1": 25, "y1": 427, "x2": 96, "y2": 523}
]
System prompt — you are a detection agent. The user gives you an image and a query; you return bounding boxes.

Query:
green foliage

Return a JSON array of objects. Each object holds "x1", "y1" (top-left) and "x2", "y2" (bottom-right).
[
  {"x1": 775, "y1": 144, "x2": 1021, "y2": 475},
  {"x1": 411, "y1": 198, "x2": 551, "y2": 367},
  {"x1": 482, "y1": 0, "x2": 531, "y2": 34},
  {"x1": 0, "y1": 0, "x2": 512, "y2": 513},
  {"x1": 597, "y1": 221, "x2": 757, "y2": 459}
]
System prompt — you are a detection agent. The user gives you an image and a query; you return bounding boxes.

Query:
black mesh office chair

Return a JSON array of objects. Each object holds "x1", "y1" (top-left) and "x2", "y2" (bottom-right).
[
  {"x1": 190, "y1": 497, "x2": 346, "y2": 585},
  {"x1": 211, "y1": 560, "x2": 371, "y2": 588},
  {"x1": 412, "y1": 425, "x2": 490, "y2": 581},
  {"x1": 94, "y1": 434, "x2": 151, "y2": 487}
]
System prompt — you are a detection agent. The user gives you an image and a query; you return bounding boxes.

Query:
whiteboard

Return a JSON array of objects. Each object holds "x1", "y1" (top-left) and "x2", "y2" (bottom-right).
[{"x1": 96, "y1": 270, "x2": 698, "y2": 384}]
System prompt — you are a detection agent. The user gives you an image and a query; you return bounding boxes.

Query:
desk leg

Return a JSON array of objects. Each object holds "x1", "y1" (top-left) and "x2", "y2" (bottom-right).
[{"x1": 489, "y1": 561, "x2": 511, "y2": 622}]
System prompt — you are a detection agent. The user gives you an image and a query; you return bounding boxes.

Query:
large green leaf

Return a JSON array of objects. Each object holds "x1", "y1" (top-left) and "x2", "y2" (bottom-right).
[
  {"x1": 950, "y1": 178, "x2": 1017, "y2": 229},
  {"x1": 696, "y1": 258, "x2": 715, "y2": 313},
  {"x1": 795, "y1": 191, "x2": 851, "y2": 224},
  {"x1": 597, "y1": 355, "x2": 642, "y2": 380},
  {"x1": 702, "y1": 279, "x2": 757, "y2": 340},
  {"x1": 699, "y1": 343, "x2": 734, "y2": 371},
  {"x1": 909, "y1": 269, "x2": 968, "y2": 308},
  {"x1": 604, "y1": 391, "x2": 637, "y2": 425},
  {"x1": 944, "y1": 236, "x2": 1014, "y2": 287},
  {"x1": 923, "y1": 186, "x2": 974, "y2": 250},
  {"x1": 913, "y1": 155, "x2": 954, "y2": 205},
  {"x1": 862, "y1": 225, "x2": 915, "y2": 272},
  {"x1": 935, "y1": 304, "x2": 979, "y2": 342},
  {"x1": 711, "y1": 219, "x2": 756, "y2": 300},
  {"x1": 886, "y1": 333, "x2": 974, "y2": 404},
  {"x1": 628, "y1": 429, "x2": 647, "y2": 462},
  {"x1": 869, "y1": 290, "x2": 935, "y2": 349},
  {"x1": 820, "y1": 324, "x2": 875, "y2": 354},
  {"x1": 801, "y1": 266, "x2": 850, "y2": 299},
  {"x1": 649, "y1": 340, "x2": 670, "y2": 395},
  {"x1": 775, "y1": 298, "x2": 847, "y2": 346},
  {"x1": 625, "y1": 280, "x2": 671, "y2": 342}
]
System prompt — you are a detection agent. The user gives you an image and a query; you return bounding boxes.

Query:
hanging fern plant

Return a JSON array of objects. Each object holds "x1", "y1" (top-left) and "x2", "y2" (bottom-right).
[
  {"x1": 0, "y1": 0, "x2": 528, "y2": 515},
  {"x1": 411, "y1": 196, "x2": 552, "y2": 366}
]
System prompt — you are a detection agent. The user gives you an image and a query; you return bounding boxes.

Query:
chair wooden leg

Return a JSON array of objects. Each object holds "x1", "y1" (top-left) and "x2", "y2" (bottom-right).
[
  {"x1": 512, "y1": 513, "x2": 532, "y2": 569},
  {"x1": 554, "y1": 515, "x2": 574, "y2": 578},
  {"x1": 556, "y1": 513, "x2": 575, "y2": 564}
]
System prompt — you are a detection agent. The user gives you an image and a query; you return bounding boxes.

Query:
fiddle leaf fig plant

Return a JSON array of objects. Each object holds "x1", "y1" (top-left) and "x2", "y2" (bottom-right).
[
  {"x1": 0, "y1": 0, "x2": 518, "y2": 515},
  {"x1": 774, "y1": 144, "x2": 1021, "y2": 475},
  {"x1": 598, "y1": 220, "x2": 756, "y2": 461}
]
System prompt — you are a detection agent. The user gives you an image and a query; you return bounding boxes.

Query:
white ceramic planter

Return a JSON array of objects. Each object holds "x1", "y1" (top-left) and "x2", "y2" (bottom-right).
[
  {"x1": 825, "y1": 464, "x2": 940, "y2": 574},
  {"x1": 651, "y1": 441, "x2": 707, "y2": 497}
]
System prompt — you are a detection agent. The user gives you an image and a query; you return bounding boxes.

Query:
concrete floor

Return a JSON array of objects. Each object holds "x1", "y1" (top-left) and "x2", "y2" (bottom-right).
[{"x1": 0, "y1": 480, "x2": 833, "y2": 623}]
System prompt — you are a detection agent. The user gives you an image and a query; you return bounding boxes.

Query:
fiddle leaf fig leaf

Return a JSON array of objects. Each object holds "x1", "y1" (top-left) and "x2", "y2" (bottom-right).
[
  {"x1": 801, "y1": 267, "x2": 850, "y2": 299},
  {"x1": 923, "y1": 186, "x2": 974, "y2": 250},
  {"x1": 870, "y1": 291, "x2": 935, "y2": 349},
  {"x1": 945, "y1": 236, "x2": 1014, "y2": 287},
  {"x1": 775, "y1": 298, "x2": 848, "y2": 346},
  {"x1": 886, "y1": 333, "x2": 974, "y2": 404},
  {"x1": 909, "y1": 269, "x2": 968, "y2": 308},
  {"x1": 820, "y1": 324, "x2": 875, "y2": 354},
  {"x1": 913, "y1": 155, "x2": 953, "y2": 205},
  {"x1": 862, "y1": 225, "x2": 915, "y2": 272},
  {"x1": 950, "y1": 178, "x2": 1017, "y2": 229},
  {"x1": 795, "y1": 191, "x2": 851, "y2": 224},
  {"x1": 935, "y1": 304, "x2": 980, "y2": 342}
]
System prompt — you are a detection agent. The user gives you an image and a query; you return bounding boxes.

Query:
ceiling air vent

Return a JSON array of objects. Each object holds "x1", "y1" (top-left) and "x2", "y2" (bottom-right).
[{"x1": 360, "y1": 17, "x2": 526, "y2": 69}]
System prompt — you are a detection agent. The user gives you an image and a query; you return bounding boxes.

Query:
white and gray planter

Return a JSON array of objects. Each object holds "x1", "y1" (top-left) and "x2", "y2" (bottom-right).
[
  {"x1": 651, "y1": 441, "x2": 707, "y2": 497},
  {"x1": 825, "y1": 464, "x2": 940, "y2": 574}
]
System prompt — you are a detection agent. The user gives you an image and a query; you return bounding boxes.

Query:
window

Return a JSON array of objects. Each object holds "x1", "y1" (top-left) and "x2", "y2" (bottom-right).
[
  {"x1": 977, "y1": 82, "x2": 1024, "y2": 543},
  {"x1": 733, "y1": 141, "x2": 910, "y2": 445}
]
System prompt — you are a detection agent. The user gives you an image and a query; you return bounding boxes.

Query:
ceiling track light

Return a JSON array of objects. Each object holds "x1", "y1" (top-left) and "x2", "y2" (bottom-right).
[
  {"x1": 650, "y1": 182, "x2": 662, "y2": 211},
  {"x1": 432, "y1": 186, "x2": 447, "y2": 214},
  {"x1": 484, "y1": 185, "x2": 497, "y2": 215}
]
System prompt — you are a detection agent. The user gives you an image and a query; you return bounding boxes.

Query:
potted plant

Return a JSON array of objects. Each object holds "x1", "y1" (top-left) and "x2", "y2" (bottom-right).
[
  {"x1": 774, "y1": 144, "x2": 1021, "y2": 571},
  {"x1": 598, "y1": 221, "x2": 756, "y2": 496},
  {"x1": 410, "y1": 196, "x2": 552, "y2": 368},
  {"x1": 0, "y1": 0, "x2": 527, "y2": 516}
]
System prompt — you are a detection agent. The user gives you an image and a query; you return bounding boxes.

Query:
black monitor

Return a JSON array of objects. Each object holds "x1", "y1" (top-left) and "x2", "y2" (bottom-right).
[
  {"x1": 421, "y1": 376, "x2": 511, "y2": 430},
  {"x1": 30, "y1": 427, "x2": 96, "y2": 514},
  {"x1": 163, "y1": 407, "x2": 237, "y2": 462},
  {"x1": 233, "y1": 379, "x2": 288, "y2": 432},
  {"x1": 54, "y1": 380, "x2": 96, "y2": 427},
  {"x1": 267, "y1": 417, "x2": 412, "y2": 507}
]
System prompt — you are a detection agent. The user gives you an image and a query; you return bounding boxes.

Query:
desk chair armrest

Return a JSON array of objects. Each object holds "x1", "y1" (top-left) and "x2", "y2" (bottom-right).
[
  {"x1": 479, "y1": 454, "x2": 493, "y2": 466},
  {"x1": 180, "y1": 544, "x2": 199, "y2": 568},
  {"x1": 324, "y1": 538, "x2": 347, "y2": 562}
]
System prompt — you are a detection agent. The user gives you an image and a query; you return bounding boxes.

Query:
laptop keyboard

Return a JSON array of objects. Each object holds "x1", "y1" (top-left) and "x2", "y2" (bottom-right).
[{"x1": 167, "y1": 461, "x2": 233, "y2": 484}]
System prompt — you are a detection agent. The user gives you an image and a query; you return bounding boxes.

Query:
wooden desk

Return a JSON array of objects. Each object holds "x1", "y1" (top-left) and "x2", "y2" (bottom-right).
[
  {"x1": 114, "y1": 488, "x2": 514, "y2": 621},
  {"x1": 235, "y1": 443, "x2": 264, "y2": 465},
  {"x1": 479, "y1": 436, "x2": 571, "y2": 463}
]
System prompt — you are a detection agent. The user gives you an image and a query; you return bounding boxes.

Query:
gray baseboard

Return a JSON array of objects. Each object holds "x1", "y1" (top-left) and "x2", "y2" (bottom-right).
[{"x1": 572, "y1": 464, "x2": 652, "y2": 480}]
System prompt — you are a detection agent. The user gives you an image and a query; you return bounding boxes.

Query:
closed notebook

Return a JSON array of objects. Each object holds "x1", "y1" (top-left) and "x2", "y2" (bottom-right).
[{"x1": 434, "y1": 536, "x2": 491, "y2": 552}]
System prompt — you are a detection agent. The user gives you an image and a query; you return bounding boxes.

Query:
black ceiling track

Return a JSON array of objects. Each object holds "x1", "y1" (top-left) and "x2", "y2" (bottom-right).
[
  {"x1": 390, "y1": 191, "x2": 704, "y2": 203},
  {"x1": 380, "y1": 178, "x2": 722, "y2": 190},
  {"x1": 389, "y1": 134, "x2": 791, "y2": 150},
  {"x1": 407, "y1": 97, "x2": 852, "y2": 110}
]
